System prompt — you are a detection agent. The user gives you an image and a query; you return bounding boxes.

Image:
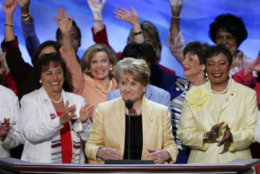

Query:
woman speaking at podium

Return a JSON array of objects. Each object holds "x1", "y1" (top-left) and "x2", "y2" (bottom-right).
[{"x1": 86, "y1": 58, "x2": 178, "y2": 164}]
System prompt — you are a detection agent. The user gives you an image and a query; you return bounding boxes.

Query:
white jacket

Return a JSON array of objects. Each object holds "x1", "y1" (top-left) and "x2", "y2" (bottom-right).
[
  {"x1": 20, "y1": 87, "x2": 92, "y2": 163},
  {"x1": 0, "y1": 85, "x2": 24, "y2": 157}
]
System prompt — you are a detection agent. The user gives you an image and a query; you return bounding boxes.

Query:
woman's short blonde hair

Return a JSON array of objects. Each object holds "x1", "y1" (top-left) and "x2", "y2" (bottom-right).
[
  {"x1": 81, "y1": 44, "x2": 117, "y2": 78},
  {"x1": 114, "y1": 57, "x2": 150, "y2": 86}
]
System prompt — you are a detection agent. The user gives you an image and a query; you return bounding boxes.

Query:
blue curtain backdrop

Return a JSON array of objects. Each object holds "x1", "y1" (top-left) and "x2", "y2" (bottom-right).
[{"x1": 0, "y1": 0, "x2": 260, "y2": 77}]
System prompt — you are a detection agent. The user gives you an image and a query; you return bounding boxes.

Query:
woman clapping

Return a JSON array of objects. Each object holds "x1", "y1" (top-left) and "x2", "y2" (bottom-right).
[{"x1": 20, "y1": 53, "x2": 93, "y2": 163}]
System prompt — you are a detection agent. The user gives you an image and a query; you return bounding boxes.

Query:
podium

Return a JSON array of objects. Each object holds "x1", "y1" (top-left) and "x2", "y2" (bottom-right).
[{"x1": 0, "y1": 158, "x2": 259, "y2": 174}]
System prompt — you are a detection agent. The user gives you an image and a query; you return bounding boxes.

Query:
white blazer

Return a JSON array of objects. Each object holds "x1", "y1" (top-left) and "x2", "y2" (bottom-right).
[
  {"x1": 20, "y1": 87, "x2": 92, "y2": 163},
  {"x1": 0, "y1": 85, "x2": 24, "y2": 157}
]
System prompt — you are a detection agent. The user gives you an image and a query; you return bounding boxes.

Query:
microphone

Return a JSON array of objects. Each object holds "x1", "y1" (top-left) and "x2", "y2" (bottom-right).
[
  {"x1": 125, "y1": 100, "x2": 133, "y2": 160},
  {"x1": 125, "y1": 100, "x2": 133, "y2": 110}
]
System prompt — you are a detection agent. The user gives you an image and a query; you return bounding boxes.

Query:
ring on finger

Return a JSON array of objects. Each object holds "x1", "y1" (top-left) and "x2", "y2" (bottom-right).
[
  {"x1": 68, "y1": 112, "x2": 72, "y2": 116},
  {"x1": 58, "y1": 18, "x2": 61, "y2": 21}
]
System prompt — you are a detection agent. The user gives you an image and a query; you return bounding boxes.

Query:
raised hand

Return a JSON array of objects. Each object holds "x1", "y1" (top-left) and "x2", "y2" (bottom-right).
[
  {"x1": 250, "y1": 56, "x2": 260, "y2": 72},
  {"x1": 60, "y1": 101, "x2": 76, "y2": 124},
  {"x1": 87, "y1": 0, "x2": 105, "y2": 20},
  {"x1": 114, "y1": 6, "x2": 143, "y2": 43},
  {"x1": 17, "y1": 0, "x2": 30, "y2": 10},
  {"x1": 244, "y1": 56, "x2": 260, "y2": 77},
  {"x1": 218, "y1": 124, "x2": 233, "y2": 146},
  {"x1": 146, "y1": 148, "x2": 171, "y2": 164},
  {"x1": 3, "y1": 0, "x2": 17, "y2": 16},
  {"x1": 203, "y1": 121, "x2": 225, "y2": 142},
  {"x1": 169, "y1": 0, "x2": 183, "y2": 17},
  {"x1": 79, "y1": 103, "x2": 94, "y2": 123},
  {"x1": 114, "y1": 6, "x2": 140, "y2": 26},
  {"x1": 55, "y1": 8, "x2": 74, "y2": 36},
  {"x1": 3, "y1": 0, "x2": 17, "y2": 41},
  {"x1": 97, "y1": 147, "x2": 123, "y2": 160}
]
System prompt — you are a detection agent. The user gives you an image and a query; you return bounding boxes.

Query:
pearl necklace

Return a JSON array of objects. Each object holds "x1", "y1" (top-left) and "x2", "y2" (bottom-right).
[
  {"x1": 212, "y1": 83, "x2": 229, "y2": 94},
  {"x1": 95, "y1": 80, "x2": 112, "y2": 93},
  {"x1": 104, "y1": 80, "x2": 112, "y2": 93},
  {"x1": 50, "y1": 95, "x2": 63, "y2": 104}
]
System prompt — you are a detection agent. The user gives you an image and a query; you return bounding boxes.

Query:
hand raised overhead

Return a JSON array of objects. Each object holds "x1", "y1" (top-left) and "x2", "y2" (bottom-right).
[
  {"x1": 114, "y1": 6, "x2": 139, "y2": 26},
  {"x1": 3, "y1": 0, "x2": 17, "y2": 16},
  {"x1": 55, "y1": 8, "x2": 74, "y2": 35}
]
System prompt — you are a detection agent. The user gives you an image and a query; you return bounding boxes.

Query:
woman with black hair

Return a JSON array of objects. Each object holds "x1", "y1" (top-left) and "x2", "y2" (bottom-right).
[
  {"x1": 178, "y1": 45, "x2": 258, "y2": 164},
  {"x1": 169, "y1": 1, "x2": 253, "y2": 76},
  {"x1": 20, "y1": 53, "x2": 92, "y2": 163},
  {"x1": 209, "y1": 13, "x2": 253, "y2": 76}
]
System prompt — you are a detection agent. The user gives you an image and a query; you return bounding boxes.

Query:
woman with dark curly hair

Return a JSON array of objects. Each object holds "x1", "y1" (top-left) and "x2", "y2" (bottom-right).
[
  {"x1": 209, "y1": 13, "x2": 253, "y2": 76},
  {"x1": 169, "y1": 1, "x2": 253, "y2": 76}
]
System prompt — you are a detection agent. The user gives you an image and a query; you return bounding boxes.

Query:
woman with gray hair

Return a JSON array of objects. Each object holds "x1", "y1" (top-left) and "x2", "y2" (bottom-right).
[{"x1": 86, "y1": 58, "x2": 178, "y2": 164}]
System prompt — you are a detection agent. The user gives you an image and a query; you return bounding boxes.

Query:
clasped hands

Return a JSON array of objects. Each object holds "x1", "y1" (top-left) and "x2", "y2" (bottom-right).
[
  {"x1": 97, "y1": 147, "x2": 170, "y2": 164},
  {"x1": 203, "y1": 121, "x2": 233, "y2": 146},
  {"x1": 59, "y1": 101, "x2": 94, "y2": 125}
]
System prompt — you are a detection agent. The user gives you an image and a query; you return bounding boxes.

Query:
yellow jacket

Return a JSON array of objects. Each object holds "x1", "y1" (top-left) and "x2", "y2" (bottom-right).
[
  {"x1": 178, "y1": 78, "x2": 258, "y2": 163},
  {"x1": 85, "y1": 97, "x2": 178, "y2": 164}
]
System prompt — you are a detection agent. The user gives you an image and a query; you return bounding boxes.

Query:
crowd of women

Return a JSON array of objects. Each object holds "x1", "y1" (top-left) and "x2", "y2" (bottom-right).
[{"x1": 1, "y1": 0, "x2": 260, "y2": 172}]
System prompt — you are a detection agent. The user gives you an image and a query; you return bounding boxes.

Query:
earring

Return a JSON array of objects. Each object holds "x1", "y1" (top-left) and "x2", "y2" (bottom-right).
[
  {"x1": 143, "y1": 89, "x2": 146, "y2": 94},
  {"x1": 109, "y1": 67, "x2": 112, "y2": 71},
  {"x1": 39, "y1": 80, "x2": 42, "y2": 83}
]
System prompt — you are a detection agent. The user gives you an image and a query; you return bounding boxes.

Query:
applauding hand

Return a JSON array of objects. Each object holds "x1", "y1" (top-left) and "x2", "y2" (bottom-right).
[
  {"x1": 218, "y1": 125, "x2": 233, "y2": 146},
  {"x1": 203, "y1": 121, "x2": 224, "y2": 143},
  {"x1": 80, "y1": 103, "x2": 94, "y2": 123},
  {"x1": 0, "y1": 118, "x2": 11, "y2": 139},
  {"x1": 60, "y1": 101, "x2": 76, "y2": 124}
]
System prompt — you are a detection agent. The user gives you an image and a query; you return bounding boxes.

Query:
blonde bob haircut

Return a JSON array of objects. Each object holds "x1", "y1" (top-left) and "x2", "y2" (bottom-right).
[
  {"x1": 114, "y1": 57, "x2": 150, "y2": 86},
  {"x1": 81, "y1": 44, "x2": 117, "y2": 78}
]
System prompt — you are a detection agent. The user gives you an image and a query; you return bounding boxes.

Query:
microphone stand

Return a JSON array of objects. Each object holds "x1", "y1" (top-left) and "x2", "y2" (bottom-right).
[
  {"x1": 125, "y1": 100, "x2": 133, "y2": 160},
  {"x1": 128, "y1": 108, "x2": 131, "y2": 160}
]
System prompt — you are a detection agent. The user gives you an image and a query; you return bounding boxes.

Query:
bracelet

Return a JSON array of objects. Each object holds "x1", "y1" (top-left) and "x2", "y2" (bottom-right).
[
  {"x1": 171, "y1": 15, "x2": 180, "y2": 19},
  {"x1": 22, "y1": 15, "x2": 31, "y2": 22},
  {"x1": 93, "y1": 19, "x2": 103, "y2": 22},
  {"x1": 21, "y1": 12, "x2": 30, "y2": 17},
  {"x1": 5, "y1": 23, "x2": 14, "y2": 27},
  {"x1": 133, "y1": 31, "x2": 142, "y2": 36}
]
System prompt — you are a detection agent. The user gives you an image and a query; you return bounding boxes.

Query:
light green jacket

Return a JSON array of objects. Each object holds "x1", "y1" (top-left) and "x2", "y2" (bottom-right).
[{"x1": 178, "y1": 78, "x2": 258, "y2": 163}]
